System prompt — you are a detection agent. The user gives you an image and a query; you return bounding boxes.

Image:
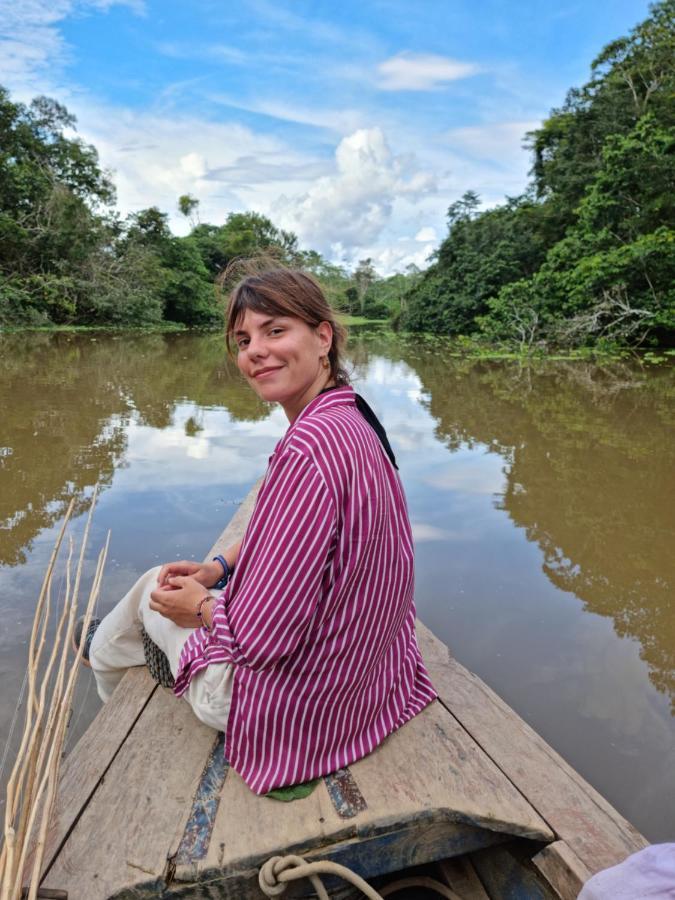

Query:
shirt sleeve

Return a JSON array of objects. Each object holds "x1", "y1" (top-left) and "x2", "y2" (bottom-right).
[{"x1": 208, "y1": 448, "x2": 336, "y2": 672}]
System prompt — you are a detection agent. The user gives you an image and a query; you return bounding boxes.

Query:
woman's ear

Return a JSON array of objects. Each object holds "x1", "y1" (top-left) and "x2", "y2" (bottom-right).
[{"x1": 317, "y1": 320, "x2": 333, "y2": 354}]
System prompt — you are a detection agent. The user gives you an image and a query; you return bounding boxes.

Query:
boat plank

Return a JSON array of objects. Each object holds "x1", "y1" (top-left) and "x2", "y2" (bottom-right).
[
  {"x1": 33, "y1": 485, "x2": 259, "y2": 889},
  {"x1": 42, "y1": 685, "x2": 215, "y2": 900},
  {"x1": 471, "y1": 843, "x2": 560, "y2": 900},
  {"x1": 340, "y1": 700, "x2": 552, "y2": 840},
  {"x1": 417, "y1": 621, "x2": 647, "y2": 876},
  {"x1": 437, "y1": 855, "x2": 491, "y2": 899},
  {"x1": 180, "y1": 698, "x2": 551, "y2": 886},
  {"x1": 28, "y1": 666, "x2": 157, "y2": 884},
  {"x1": 532, "y1": 840, "x2": 593, "y2": 900}
]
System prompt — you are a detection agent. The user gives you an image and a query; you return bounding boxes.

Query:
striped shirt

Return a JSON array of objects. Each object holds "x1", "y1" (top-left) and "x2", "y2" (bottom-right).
[{"x1": 174, "y1": 385, "x2": 437, "y2": 795}]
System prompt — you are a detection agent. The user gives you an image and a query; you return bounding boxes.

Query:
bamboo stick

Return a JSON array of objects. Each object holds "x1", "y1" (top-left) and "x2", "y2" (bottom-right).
[
  {"x1": 26, "y1": 535, "x2": 109, "y2": 899},
  {"x1": 6, "y1": 541, "x2": 74, "y2": 891},
  {"x1": 1, "y1": 488, "x2": 108, "y2": 900},
  {"x1": 2, "y1": 502, "x2": 74, "y2": 861}
]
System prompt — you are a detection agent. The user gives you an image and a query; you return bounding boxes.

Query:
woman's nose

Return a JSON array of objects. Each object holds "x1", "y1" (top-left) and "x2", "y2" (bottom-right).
[{"x1": 246, "y1": 333, "x2": 267, "y2": 358}]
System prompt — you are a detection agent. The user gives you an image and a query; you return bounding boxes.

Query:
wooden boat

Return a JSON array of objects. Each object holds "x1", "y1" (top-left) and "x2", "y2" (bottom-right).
[{"x1": 30, "y1": 484, "x2": 647, "y2": 899}]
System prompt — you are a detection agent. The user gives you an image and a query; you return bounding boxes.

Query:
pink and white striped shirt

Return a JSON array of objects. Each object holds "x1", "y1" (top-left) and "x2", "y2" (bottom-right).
[{"x1": 174, "y1": 385, "x2": 436, "y2": 794}]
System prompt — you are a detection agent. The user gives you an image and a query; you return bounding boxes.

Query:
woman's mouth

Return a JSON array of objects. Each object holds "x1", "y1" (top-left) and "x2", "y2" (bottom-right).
[{"x1": 253, "y1": 366, "x2": 283, "y2": 379}]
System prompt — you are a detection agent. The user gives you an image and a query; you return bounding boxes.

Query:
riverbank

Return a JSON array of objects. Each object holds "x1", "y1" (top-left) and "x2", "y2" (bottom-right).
[{"x1": 4, "y1": 321, "x2": 674, "y2": 363}]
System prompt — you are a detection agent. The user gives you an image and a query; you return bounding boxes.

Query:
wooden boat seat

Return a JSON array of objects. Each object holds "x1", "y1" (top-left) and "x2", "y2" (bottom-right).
[
  {"x1": 35, "y1": 488, "x2": 646, "y2": 900},
  {"x1": 40, "y1": 664, "x2": 554, "y2": 899}
]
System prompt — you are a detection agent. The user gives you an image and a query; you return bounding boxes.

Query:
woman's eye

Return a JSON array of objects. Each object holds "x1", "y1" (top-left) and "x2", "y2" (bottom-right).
[
  {"x1": 269, "y1": 328, "x2": 283, "y2": 336},
  {"x1": 237, "y1": 338, "x2": 249, "y2": 348}
]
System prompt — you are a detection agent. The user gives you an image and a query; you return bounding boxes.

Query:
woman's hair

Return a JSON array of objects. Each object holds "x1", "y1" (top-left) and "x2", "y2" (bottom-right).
[{"x1": 225, "y1": 264, "x2": 349, "y2": 385}]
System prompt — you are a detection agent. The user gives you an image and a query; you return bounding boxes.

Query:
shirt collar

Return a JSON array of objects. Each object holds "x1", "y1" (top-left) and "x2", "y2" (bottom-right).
[
  {"x1": 274, "y1": 385, "x2": 354, "y2": 453},
  {"x1": 293, "y1": 383, "x2": 355, "y2": 425}
]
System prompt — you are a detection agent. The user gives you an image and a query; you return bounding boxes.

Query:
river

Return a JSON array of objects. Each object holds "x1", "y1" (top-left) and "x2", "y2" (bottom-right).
[{"x1": 1, "y1": 329, "x2": 673, "y2": 841}]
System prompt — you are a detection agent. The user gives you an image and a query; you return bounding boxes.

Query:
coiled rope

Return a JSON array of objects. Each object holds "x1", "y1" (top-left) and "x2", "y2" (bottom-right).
[{"x1": 258, "y1": 854, "x2": 464, "y2": 899}]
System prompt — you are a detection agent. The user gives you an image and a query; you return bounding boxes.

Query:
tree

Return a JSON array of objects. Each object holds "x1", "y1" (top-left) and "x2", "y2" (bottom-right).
[
  {"x1": 353, "y1": 258, "x2": 376, "y2": 314},
  {"x1": 402, "y1": 194, "x2": 550, "y2": 335},
  {"x1": 190, "y1": 212, "x2": 299, "y2": 279},
  {"x1": 178, "y1": 194, "x2": 200, "y2": 228},
  {"x1": 401, "y1": 0, "x2": 675, "y2": 347}
]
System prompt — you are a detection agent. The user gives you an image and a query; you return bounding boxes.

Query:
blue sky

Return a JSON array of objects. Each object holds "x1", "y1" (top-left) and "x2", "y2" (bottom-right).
[{"x1": 1, "y1": 0, "x2": 653, "y2": 273}]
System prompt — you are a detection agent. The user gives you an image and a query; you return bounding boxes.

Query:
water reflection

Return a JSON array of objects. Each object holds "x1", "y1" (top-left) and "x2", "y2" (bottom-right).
[
  {"x1": 1, "y1": 330, "x2": 673, "y2": 840},
  {"x1": 0, "y1": 332, "x2": 270, "y2": 568},
  {"x1": 356, "y1": 332, "x2": 675, "y2": 712}
]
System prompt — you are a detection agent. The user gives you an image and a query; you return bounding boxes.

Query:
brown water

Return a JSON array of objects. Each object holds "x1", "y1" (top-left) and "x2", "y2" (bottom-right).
[{"x1": 1, "y1": 330, "x2": 673, "y2": 841}]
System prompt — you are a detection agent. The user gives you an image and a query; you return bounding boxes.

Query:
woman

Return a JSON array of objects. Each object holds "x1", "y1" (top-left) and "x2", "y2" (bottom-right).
[{"x1": 83, "y1": 267, "x2": 436, "y2": 795}]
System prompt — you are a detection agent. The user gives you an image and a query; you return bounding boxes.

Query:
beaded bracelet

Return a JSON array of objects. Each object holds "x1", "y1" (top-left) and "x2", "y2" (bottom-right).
[{"x1": 196, "y1": 594, "x2": 212, "y2": 631}]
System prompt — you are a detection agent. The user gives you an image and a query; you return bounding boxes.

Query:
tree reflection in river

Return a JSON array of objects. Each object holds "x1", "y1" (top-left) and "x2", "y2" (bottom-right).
[
  {"x1": 355, "y1": 329, "x2": 675, "y2": 711},
  {"x1": 0, "y1": 331, "x2": 269, "y2": 568},
  {"x1": 1, "y1": 329, "x2": 673, "y2": 839}
]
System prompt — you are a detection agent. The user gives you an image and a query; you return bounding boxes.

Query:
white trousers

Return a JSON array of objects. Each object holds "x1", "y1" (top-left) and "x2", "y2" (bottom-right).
[{"x1": 88, "y1": 566, "x2": 233, "y2": 732}]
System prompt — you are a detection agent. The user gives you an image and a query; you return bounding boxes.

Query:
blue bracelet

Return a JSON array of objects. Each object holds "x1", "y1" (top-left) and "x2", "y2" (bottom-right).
[{"x1": 212, "y1": 555, "x2": 231, "y2": 590}]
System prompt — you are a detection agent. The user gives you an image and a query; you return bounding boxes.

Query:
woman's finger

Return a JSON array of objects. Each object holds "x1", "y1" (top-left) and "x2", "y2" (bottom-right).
[
  {"x1": 168, "y1": 575, "x2": 188, "y2": 588},
  {"x1": 149, "y1": 587, "x2": 171, "y2": 607},
  {"x1": 158, "y1": 561, "x2": 197, "y2": 585}
]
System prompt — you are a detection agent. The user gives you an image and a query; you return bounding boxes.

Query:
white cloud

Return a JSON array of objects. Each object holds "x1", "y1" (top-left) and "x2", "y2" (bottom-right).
[
  {"x1": 415, "y1": 226, "x2": 436, "y2": 242},
  {"x1": 354, "y1": 240, "x2": 436, "y2": 276},
  {"x1": 0, "y1": 0, "x2": 144, "y2": 95},
  {"x1": 273, "y1": 127, "x2": 436, "y2": 259},
  {"x1": 444, "y1": 120, "x2": 537, "y2": 166},
  {"x1": 180, "y1": 152, "x2": 207, "y2": 179},
  {"x1": 71, "y1": 103, "x2": 322, "y2": 232},
  {"x1": 377, "y1": 52, "x2": 479, "y2": 91},
  {"x1": 208, "y1": 92, "x2": 365, "y2": 135}
]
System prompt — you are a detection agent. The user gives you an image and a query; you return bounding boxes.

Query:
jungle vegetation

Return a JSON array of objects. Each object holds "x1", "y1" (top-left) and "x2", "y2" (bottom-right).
[
  {"x1": 0, "y1": 0, "x2": 673, "y2": 347},
  {"x1": 401, "y1": 0, "x2": 675, "y2": 349}
]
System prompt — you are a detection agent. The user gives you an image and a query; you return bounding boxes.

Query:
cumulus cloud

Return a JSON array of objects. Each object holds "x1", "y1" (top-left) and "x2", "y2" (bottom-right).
[
  {"x1": 377, "y1": 52, "x2": 479, "y2": 91},
  {"x1": 75, "y1": 104, "x2": 320, "y2": 231},
  {"x1": 415, "y1": 226, "x2": 436, "y2": 242},
  {"x1": 273, "y1": 127, "x2": 436, "y2": 257},
  {"x1": 351, "y1": 239, "x2": 436, "y2": 276}
]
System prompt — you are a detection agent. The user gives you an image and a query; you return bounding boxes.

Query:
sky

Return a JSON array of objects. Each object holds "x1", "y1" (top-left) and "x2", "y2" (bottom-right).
[{"x1": 0, "y1": 0, "x2": 653, "y2": 274}]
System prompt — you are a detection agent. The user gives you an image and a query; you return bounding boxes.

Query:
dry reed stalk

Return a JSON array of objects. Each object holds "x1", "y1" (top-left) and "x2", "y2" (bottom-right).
[
  {"x1": 26, "y1": 536, "x2": 109, "y2": 900},
  {"x1": 1, "y1": 531, "x2": 76, "y2": 899},
  {"x1": 0, "y1": 488, "x2": 109, "y2": 900},
  {"x1": 2, "y1": 501, "x2": 74, "y2": 860}
]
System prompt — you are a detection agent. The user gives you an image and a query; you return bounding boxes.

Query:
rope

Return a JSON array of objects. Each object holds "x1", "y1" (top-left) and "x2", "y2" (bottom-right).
[
  {"x1": 258, "y1": 854, "x2": 465, "y2": 899},
  {"x1": 258, "y1": 855, "x2": 382, "y2": 899}
]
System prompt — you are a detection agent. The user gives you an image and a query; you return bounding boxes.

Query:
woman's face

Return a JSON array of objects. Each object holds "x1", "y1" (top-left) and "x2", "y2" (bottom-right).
[{"x1": 234, "y1": 308, "x2": 333, "y2": 421}]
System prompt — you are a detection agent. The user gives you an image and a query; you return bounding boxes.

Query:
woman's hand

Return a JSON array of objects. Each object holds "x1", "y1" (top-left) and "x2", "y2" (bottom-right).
[
  {"x1": 149, "y1": 576, "x2": 213, "y2": 628},
  {"x1": 156, "y1": 559, "x2": 222, "y2": 589}
]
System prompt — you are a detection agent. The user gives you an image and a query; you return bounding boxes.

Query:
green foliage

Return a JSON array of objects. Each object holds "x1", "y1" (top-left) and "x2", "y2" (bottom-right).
[
  {"x1": 480, "y1": 113, "x2": 675, "y2": 347},
  {"x1": 402, "y1": 192, "x2": 551, "y2": 334},
  {"x1": 190, "y1": 212, "x2": 298, "y2": 279},
  {"x1": 0, "y1": 83, "x2": 313, "y2": 329},
  {"x1": 401, "y1": 0, "x2": 675, "y2": 349},
  {"x1": 178, "y1": 193, "x2": 199, "y2": 226},
  {"x1": 4, "y1": 1, "x2": 673, "y2": 345}
]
